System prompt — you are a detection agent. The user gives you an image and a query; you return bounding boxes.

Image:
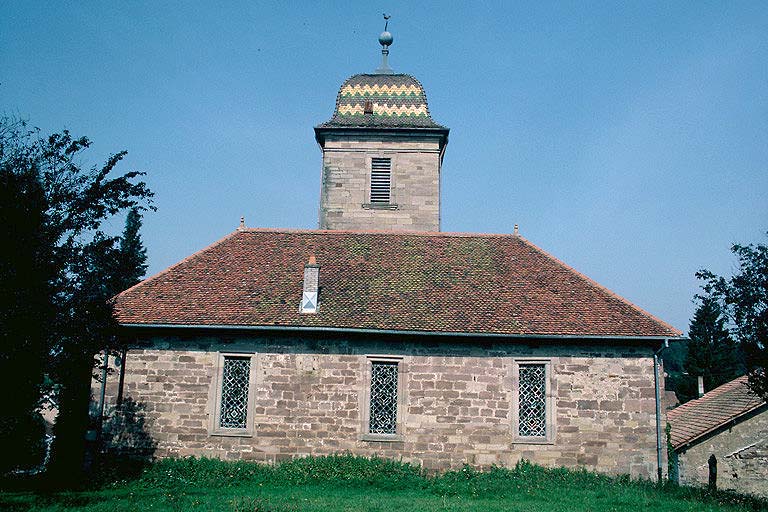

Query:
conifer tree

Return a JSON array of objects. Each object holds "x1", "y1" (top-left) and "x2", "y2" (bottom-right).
[
  {"x1": 117, "y1": 208, "x2": 147, "y2": 292},
  {"x1": 679, "y1": 295, "x2": 743, "y2": 402}
]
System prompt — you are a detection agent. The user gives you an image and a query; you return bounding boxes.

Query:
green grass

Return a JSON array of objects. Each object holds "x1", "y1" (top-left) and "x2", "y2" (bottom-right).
[{"x1": 2, "y1": 455, "x2": 766, "y2": 512}]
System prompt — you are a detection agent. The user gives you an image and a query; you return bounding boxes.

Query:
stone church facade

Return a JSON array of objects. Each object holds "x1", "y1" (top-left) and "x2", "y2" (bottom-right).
[{"x1": 99, "y1": 30, "x2": 681, "y2": 478}]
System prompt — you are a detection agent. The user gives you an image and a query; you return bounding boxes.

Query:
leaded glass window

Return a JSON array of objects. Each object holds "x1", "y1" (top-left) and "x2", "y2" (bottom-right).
[
  {"x1": 369, "y1": 361, "x2": 399, "y2": 434},
  {"x1": 518, "y1": 363, "x2": 547, "y2": 437},
  {"x1": 219, "y1": 356, "x2": 251, "y2": 429}
]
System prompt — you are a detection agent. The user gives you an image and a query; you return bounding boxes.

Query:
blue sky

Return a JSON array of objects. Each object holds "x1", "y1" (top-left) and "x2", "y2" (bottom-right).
[{"x1": 2, "y1": 2, "x2": 766, "y2": 333}]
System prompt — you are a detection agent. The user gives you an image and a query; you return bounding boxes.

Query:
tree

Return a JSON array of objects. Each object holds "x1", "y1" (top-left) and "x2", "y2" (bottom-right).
[
  {"x1": 116, "y1": 208, "x2": 148, "y2": 292},
  {"x1": 0, "y1": 116, "x2": 153, "y2": 479},
  {"x1": 677, "y1": 295, "x2": 742, "y2": 402},
  {"x1": 698, "y1": 233, "x2": 768, "y2": 399},
  {"x1": 0, "y1": 119, "x2": 54, "y2": 473}
]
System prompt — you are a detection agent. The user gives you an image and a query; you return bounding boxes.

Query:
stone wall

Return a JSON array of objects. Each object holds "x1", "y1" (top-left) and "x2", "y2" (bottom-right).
[
  {"x1": 318, "y1": 134, "x2": 442, "y2": 231},
  {"x1": 96, "y1": 332, "x2": 663, "y2": 478},
  {"x1": 676, "y1": 406, "x2": 768, "y2": 498}
]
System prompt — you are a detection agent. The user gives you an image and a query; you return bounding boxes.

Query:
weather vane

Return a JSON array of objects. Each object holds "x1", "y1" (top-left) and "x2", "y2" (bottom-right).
[{"x1": 376, "y1": 13, "x2": 394, "y2": 74}]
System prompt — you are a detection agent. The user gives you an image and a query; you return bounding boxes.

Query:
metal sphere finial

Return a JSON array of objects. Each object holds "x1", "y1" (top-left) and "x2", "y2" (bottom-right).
[{"x1": 379, "y1": 31, "x2": 393, "y2": 47}]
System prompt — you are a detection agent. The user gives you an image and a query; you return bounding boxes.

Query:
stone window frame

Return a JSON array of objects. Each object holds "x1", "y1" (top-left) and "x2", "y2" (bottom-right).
[
  {"x1": 362, "y1": 154, "x2": 399, "y2": 210},
  {"x1": 207, "y1": 352, "x2": 259, "y2": 437},
  {"x1": 510, "y1": 358, "x2": 556, "y2": 444},
  {"x1": 359, "y1": 355, "x2": 406, "y2": 442}
]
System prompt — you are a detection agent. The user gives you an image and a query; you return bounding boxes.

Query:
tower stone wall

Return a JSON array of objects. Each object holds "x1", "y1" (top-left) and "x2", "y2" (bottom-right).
[{"x1": 319, "y1": 133, "x2": 443, "y2": 231}]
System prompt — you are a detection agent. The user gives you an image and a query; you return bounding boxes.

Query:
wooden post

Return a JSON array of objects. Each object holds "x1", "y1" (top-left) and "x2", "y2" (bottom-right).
[{"x1": 116, "y1": 347, "x2": 127, "y2": 407}]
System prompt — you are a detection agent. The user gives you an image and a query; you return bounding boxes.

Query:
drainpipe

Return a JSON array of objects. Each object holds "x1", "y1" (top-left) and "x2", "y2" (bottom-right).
[{"x1": 653, "y1": 339, "x2": 669, "y2": 483}]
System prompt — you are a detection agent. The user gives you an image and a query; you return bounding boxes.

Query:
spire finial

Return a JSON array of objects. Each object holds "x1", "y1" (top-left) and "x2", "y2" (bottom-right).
[{"x1": 375, "y1": 14, "x2": 394, "y2": 74}]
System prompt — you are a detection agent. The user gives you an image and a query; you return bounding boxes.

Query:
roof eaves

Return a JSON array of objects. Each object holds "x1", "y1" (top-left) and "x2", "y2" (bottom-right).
[{"x1": 118, "y1": 322, "x2": 676, "y2": 342}]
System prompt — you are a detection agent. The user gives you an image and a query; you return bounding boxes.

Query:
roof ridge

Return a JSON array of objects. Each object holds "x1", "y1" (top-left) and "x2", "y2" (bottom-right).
[
  {"x1": 113, "y1": 230, "x2": 241, "y2": 300},
  {"x1": 668, "y1": 375, "x2": 753, "y2": 419},
  {"x1": 515, "y1": 235, "x2": 683, "y2": 336},
  {"x1": 237, "y1": 227, "x2": 530, "y2": 238}
]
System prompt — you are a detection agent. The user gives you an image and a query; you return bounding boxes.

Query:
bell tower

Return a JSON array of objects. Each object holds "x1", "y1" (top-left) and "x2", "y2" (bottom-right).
[{"x1": 314, "y1": 20, "x2": 449, "y2": 232}]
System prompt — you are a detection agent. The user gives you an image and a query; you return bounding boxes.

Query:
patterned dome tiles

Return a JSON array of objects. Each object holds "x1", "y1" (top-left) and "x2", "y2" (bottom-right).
[{"x1": 319, "y1": 73, "x2": 446, "y2": 129}]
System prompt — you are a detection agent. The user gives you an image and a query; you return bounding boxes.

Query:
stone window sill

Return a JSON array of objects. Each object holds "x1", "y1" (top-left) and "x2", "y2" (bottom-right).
[
  {"x1": 362, "y1": 203, "x2": 399, "y2": 210},
  {"x1": 360, "y1": 433, "x2": 404, "y2": 443},
  {"x1": 209, "y1": 428, "x2": 254, "y2": 438},
  {"x1": 512, "y1": 435, "x2": 555, "y2": 445}
]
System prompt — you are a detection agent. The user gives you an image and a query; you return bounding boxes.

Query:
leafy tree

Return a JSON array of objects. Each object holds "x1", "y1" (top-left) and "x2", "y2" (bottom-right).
[
  {"x1": 0, "y1": 119, "x2": 53, "y2": 473},
  {"x1": 677, "y1": 296, "x2": 743, "y2": 402},
  {"x1": 0, "y1": 116, "x2": 153, "y2": 479},
  {"x1": 697, "y1": 233, "x2": 768, "y2": 399}
]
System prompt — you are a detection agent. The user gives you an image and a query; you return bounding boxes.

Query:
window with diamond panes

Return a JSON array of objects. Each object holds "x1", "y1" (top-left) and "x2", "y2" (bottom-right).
[
  {"x1": 370, "y1": 158, "x2": 392, "y2": 203},
  {"x1": 219, "y1": 356, "x2": 251, "y2": 429},
  {"x1": 369, "y1": 361, "x2": 399, "y2": 434},
  {"x1": 518, "y1": 364, "x2": 547, "y2": 437}
]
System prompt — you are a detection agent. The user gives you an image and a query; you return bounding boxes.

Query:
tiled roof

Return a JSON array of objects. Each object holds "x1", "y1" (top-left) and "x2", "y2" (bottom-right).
[
  {"x1": 317, "y1": 74, "x2": 446, "y2": 129},
  {"x1": 114, "y1": 229, "x2": 680, "y2": 338},
  {"x1": 667, "y1": 376, "x2": 766, "y2": 449}
]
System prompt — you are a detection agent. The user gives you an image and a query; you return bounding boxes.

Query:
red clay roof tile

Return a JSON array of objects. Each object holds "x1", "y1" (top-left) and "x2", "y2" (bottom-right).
[
  {"x1": 114, "y1": 228, "x2": 681, "y2": 338},
  {"x1": 667, "y1": 376, "x2": 766, "y2": 449}
]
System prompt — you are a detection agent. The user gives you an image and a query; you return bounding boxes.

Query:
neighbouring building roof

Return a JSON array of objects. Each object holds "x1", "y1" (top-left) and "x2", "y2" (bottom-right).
[
  {"x1": 316, "y1": 74, "x2": 446, "y2": 130},
  {"x1": 668, "y1": 376, "x2": 766, "y2": 450},
  {"x1": 113, "y1": 228, "x2": 680, "y2": 338}
]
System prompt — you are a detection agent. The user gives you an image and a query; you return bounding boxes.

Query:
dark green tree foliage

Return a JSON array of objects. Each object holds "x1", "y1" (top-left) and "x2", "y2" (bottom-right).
[
  {"x1": 116, "y1": 208, "x2": 147, "y2": 292},
  {"x1": 0, "y1": 120, "x2": 52, "y2": 473},
  {"x1": 678, "y1": 296, "x2": 742, "y2": 402},
  {"x1": 660, "y1": 340, "x2": 686, "y2": 394},
  {"x1": 0, "y1": 117, "x2": 153, "y2": 479},
  {"x1": 698, "y1": 234, "x2": 768, "y2": 399}
]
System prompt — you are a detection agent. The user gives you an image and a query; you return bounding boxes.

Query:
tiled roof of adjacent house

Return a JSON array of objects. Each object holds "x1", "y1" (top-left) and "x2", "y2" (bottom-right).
[
  {"x1": 114, "y1": 229, "x2": 680, "y2": 338},
  {"x1": 667, "y1": 376, "x2": 766, "y2": 449},
  {"x1": 317, "y1": 74, "x2": 446, "y2": 129}
]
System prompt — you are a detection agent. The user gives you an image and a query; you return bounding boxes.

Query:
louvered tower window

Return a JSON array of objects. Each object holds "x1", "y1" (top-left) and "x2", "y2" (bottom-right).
[{"x1": 370, "y1": 158, "x2": 392, "y2": 204}]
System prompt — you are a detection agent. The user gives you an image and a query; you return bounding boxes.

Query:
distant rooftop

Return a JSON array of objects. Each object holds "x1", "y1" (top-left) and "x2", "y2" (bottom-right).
[{"x1": 668, "y1": 376, "x2": 766, "y2": 449}]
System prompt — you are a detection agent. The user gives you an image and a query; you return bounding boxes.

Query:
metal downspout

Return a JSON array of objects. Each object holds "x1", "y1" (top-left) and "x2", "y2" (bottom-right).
[{"x1": 654, "y1": 339, "x2": 669, "y2": 482}]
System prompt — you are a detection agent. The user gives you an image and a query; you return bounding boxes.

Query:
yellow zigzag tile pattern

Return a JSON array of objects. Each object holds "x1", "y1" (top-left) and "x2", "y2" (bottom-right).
[
  {"x1": 340, "y1": 84, "x2": 423, "y2": 96},
  {"x1": 337, "y1": 104, "x2": 429, "y2": 116}
]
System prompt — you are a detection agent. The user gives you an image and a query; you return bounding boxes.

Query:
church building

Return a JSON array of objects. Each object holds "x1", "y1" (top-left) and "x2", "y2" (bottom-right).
[{"x1": 102, "y1": 26, "x2": 682, "y2": 478}]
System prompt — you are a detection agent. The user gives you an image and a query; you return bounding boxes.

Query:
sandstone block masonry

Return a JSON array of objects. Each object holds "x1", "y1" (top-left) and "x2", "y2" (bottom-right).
[
  {"x1": 318, "y1": 134, "x2": 443, "y2": 232},
  {"x1": 96, "y1": 333, "x2": 663, "y2": 478}
]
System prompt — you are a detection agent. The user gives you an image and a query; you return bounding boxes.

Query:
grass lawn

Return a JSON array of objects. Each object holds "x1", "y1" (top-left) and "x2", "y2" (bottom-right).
[{"x1": 2, "y1": 456, "x2": 766, "y2": 512}]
